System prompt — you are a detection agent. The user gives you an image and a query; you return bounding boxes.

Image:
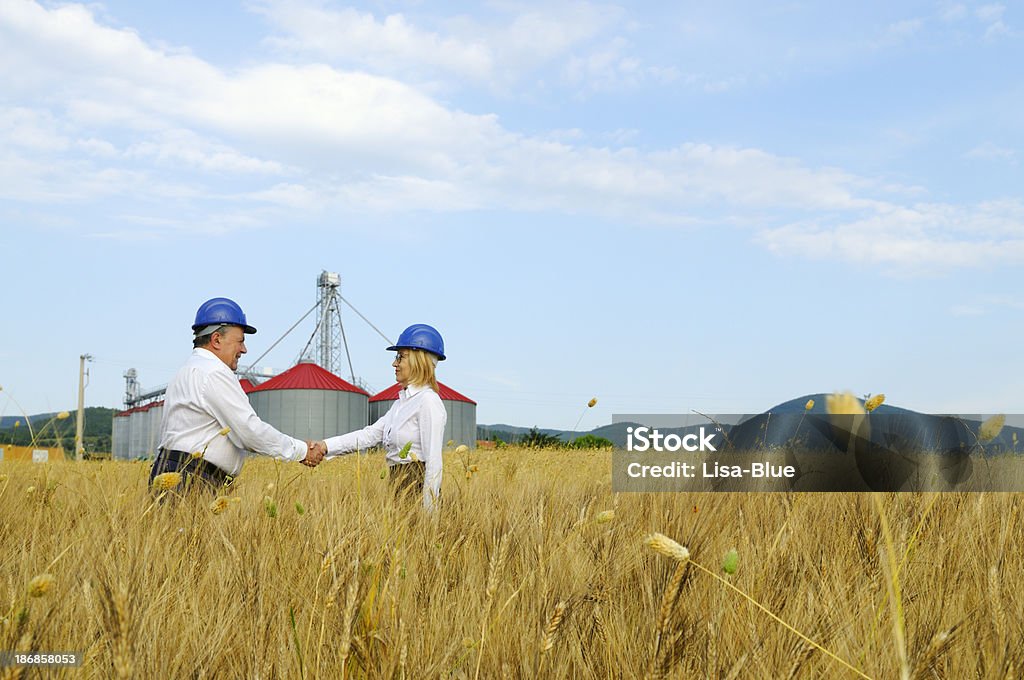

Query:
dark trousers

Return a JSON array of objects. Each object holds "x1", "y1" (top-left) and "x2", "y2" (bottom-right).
[
  {"x1": 388, "y1": 462, "x2": 426, "y2": 501},
  {"x1": 149, "y1": 449, "x2": 233, "y2": 494}
]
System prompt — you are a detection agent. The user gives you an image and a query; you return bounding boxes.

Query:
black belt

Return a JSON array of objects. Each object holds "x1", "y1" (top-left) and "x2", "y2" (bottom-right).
[
  {"x1": 388, "y1": 461, "x2": 426, "y2": 474},
  {"x1": 156, "y1": 449, "x2": 234, "y2": 487}
]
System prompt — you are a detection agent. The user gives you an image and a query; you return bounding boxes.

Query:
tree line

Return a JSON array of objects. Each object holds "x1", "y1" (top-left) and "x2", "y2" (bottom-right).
[
  {"x1": 0, "y1": 407, "x2": 116, "y2": 455},
  {"x1": 484, "y1": 426, "x2": 613, "y2": 449}
]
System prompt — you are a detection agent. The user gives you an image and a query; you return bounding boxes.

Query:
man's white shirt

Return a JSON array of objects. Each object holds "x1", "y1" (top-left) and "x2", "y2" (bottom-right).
[
  {"x1": 158, "y1": 348, "x2": 307, "y2": 475},
  {"x1": 323, "y1": 383, "x2": 447, "y2": 510}
]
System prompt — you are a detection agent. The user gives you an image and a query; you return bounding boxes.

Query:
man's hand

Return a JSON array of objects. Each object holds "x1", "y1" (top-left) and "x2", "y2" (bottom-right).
[{"x1": 301, "y1": 440, "x2": 327, "y2": 467}]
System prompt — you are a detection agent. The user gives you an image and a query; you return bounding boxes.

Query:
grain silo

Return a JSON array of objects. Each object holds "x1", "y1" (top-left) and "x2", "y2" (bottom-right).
[
  {"x1": 128, "y1": 406, "x2": 148, "y2": 459},
  {"x1": 247, "y1": 361, "x2": 369, "y2": 441},
  {"x1": 112, "y1": 410, "x2": 131, "y2": 460},
  {"x1": 127, "y1": 402, "x2": 164, "y2": 459},
  {"x1": 144, "y1": 401, "x2": 164, "y2": 458},
  {"x1": 369, "y1": 382, "x2": 477, "y2": 448}
]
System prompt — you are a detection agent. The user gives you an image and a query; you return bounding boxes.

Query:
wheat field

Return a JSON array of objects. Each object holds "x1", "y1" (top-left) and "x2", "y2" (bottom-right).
[{"x1": 1, "y1": 447, "x2": 1021, "y2": 678}]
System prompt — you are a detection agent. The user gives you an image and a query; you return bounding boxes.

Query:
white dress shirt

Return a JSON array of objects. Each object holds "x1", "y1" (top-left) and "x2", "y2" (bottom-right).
[
  {"x1": 324, "y1": 383, "x2": 447, "y2": 510},
  {"x1": 158, "y1": 348, "x2": 307, "y2": 475}
]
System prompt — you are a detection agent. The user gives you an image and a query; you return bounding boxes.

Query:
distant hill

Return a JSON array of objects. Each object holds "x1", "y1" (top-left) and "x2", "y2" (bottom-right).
[
  {"x1": 0, "y1": 413, "x2": 57, "y2": 428},
  {"x1": 479, "y1": 393, "x2": 1024, "y2": 453},
  {"x1": 0, "y1": 407, "x2": 117, "y2": 453}
]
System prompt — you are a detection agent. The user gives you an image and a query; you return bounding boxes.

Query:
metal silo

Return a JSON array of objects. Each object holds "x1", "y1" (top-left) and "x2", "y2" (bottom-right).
[
  {"x1": 128, "y1": 406, "x2": 147, "y2": 459},
  {"x1": 369, "y1": 381, "x2": 477, "y2": 449},
  {"x1": 247, "y1": 361, "x2": 369, "y2": 442},
  {"x1": 112, "y1": 410, "x2": 130, "y2": 460},
  {"x1": 145, "y1": 401, "x2": 164, "y2": 459}
]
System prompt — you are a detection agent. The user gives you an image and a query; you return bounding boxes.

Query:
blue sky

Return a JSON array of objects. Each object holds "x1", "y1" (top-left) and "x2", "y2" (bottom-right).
[{"x1": 1, "y1": 0, "x2": 1022, "y2": 429}]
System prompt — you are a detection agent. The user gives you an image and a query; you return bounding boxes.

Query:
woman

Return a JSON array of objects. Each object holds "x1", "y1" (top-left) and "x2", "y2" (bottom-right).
[{"x1": 319, "y1": 324, "x2": 447, "y2": 511}]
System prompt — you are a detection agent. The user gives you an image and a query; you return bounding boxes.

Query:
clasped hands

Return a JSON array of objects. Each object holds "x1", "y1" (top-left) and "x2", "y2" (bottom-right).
[{"x1": 301, "y1": 440, "x2": 328, "y2": 467}]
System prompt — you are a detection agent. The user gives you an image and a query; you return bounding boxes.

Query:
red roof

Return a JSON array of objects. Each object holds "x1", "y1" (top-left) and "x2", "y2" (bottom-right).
[
  {"x1": 238, "y1": 378, "x2": 256, "y2": 393},
  {"x1": 116, "y1": 400, "x2": 164, "y2": 417},
  {"x1": 370, "y1": 381, "x2": 476, "y2": 405},
  {"x1": 247, "y1": 362, "x2": 369, "y2": 395}
]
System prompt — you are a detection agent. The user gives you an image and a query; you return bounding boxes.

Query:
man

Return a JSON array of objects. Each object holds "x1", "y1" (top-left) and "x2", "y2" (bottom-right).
[{"x1": 150, "y1": 297, "x2": 325, "y2": 492}]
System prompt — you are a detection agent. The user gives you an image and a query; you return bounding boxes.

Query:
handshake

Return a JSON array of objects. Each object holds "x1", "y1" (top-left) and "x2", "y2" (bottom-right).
[{"x1": 301, "y1": 440, "x2": 328, "y2": 467}]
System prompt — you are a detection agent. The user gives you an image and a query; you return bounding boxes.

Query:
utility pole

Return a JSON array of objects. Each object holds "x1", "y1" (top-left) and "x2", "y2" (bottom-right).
[{"x1": 75, "y1": 354, "x2": 93, "y2": 461}]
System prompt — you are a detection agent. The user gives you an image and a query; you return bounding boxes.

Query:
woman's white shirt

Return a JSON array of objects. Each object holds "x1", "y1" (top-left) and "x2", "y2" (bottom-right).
[{"x1": 324, "y1": 384, "x2": 447, "y2": 510}]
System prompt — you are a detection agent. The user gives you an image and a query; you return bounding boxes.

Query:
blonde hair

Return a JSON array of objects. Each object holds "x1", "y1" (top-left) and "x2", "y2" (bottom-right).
[{"x1": 403, "y1": 349, "x2": 439, "y2": 393}]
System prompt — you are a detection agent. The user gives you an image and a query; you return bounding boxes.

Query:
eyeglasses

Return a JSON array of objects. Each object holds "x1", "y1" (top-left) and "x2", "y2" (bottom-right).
[{"x1": 394, "y1": 353, "x2": 407, "y2": 365}]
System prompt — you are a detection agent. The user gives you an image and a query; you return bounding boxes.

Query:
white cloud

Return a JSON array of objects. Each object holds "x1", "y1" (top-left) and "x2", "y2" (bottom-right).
[
  {"x1": 756, "y1": 201, "x2": 1024, "y2": 270},
  {"x1": 965, "y1": 142, "x2": 1016, "y2": 162},
  {"x1": 983, "y1": 20, "x2": 1011, "y2": 38},
  {"x1": 984, "y1": 295, "x2": 1024, "y2": 311},
  {"x1": 543, "y1": 128, "x2": 587, "y2": 142},
  {"x1": 251, "y1": 0, "x2": 662, "y2": 92},
  {"x1": 949, "y1": 304, "x2": 986, "y2": 316},
  {"x1": 97, "y1": 210, "x2": 268, "y2": 237},
  {"x1": 940, "y1": 3, "x2": 968, "y2": 22},
  {"x1": 489, "y1": 2, "x2": 627, "y2": 78},
  {"x1": 975, "y1": 4, "x2": 1005, "y2": 23},
  {"x1": 602, "y1": 128, "x2": 639, "y2": 145},
  {"x1": 950, "y1": 296, "x2": 1024, "y2": 316},
  {"x1": 247, "y1": 183, "x2": 325, "y2": 211},
  {"x1": 0, "y1": 107, "x2": 70, "y2": 151},
  {"x1": 975, "y1": 3, "x2": 1014, "y2": 38},
  {"x1": 254, "y1": 3, "x2": 494, "y2": 81},
  {"x1": 75, "y1": 138, "x2": 118, "y2": 158},
  {"x1": 0, "y1": 1, "x2": 217, "y2": 99},
  {"x1": 563, "y1": 37, "x2": 679, "y2": 91},
  {"x1": 0, "y1": 151, "x2": 145, "y2": 202},
  {"x1": 124, "y1": 129, "x2": 286, "y2": 174},
  {"x1": 887, "y1": 18, "x2": 923, "y2": 39},
  {"x1": 335, "y1": 175, "x2": 480, "y2": 212},
  {"x1": 1, "y1": 0, "x2": 1021, "y2": 272}
]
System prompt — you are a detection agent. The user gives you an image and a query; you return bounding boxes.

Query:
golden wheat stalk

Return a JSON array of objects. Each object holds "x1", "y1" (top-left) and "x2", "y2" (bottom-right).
[
  {"x1": 311, "y1": 550, "x2": 337, "y2": 672},
  {"x1": 571, "y1": 397, "x2": 599, "y2": 432},
  {"x1": 151, "y1": 472, "x2": 182, "y2": 491},
  {"x1": 592, "y1": 602, "x2": 608, "y2": 644},
  {"x1": 475, "y1": 534, "x2": 508, "y2": 680},
  {"x1": 539, "y1": 600, "x2": 567, "y2": 654},
  {"x1": 399, "y1": 625, "x2": 408, "y2": 679},
  {"x1": 910, "y1": 627, "x2": 955, "y2": 678},
  {"x1": 656, "y1": 561, "x2": 686, "y2": 640},
  {"x1": 722, "y1": 652, "x2": 749, "y2": 680},
  {"x1": 988, "y1": 565, "x2": 1006, "y2": 644},
  {"x1": 650, "y1": 560, "x2": 688, "y2": 678},
  {"x1": 825, "y1": 391, "x2": 865, "y2": 415},
  {"x1": 0, "y1": 632, "x2": 33, "y2": 680},
  {"x1": 99, "y1": 583, "x2": 133, "y2": 680},
  {"x1": 978, "y1": 414, "x2": 1005, "y2": 442},
  {"x1": 783, "y1": 641, "x2": 817, "y2": 680},
  {"x1": 864, "y1": 394, "x2": 885, "y2": 412},
  {"x1": 872, "y1": 495, "x2": 910, "y2": 680},
  {"x1": 485, "y1": 535, "x2": 508, "y2": 604},
  {"x1": 339, "y1": 558, "x2": 360, "y2": 673},
  {"x1": 26, "y1": 573, "x2": 55, "y2": 598},
  {"x1": 687, "y1": 560, "x2": 872, "y2": 680},
  {"x1": 644, "y1": 533, "x2": 690, "y2": 563}
]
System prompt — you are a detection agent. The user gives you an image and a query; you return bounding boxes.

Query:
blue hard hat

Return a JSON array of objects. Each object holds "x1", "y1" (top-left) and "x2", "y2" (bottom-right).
[
  {"x1": 387, "y1": 324, "x2": 445, "y2": 360},
  {"x1": 192, "y1": 297, "x2": 257, "y2": 334}
]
